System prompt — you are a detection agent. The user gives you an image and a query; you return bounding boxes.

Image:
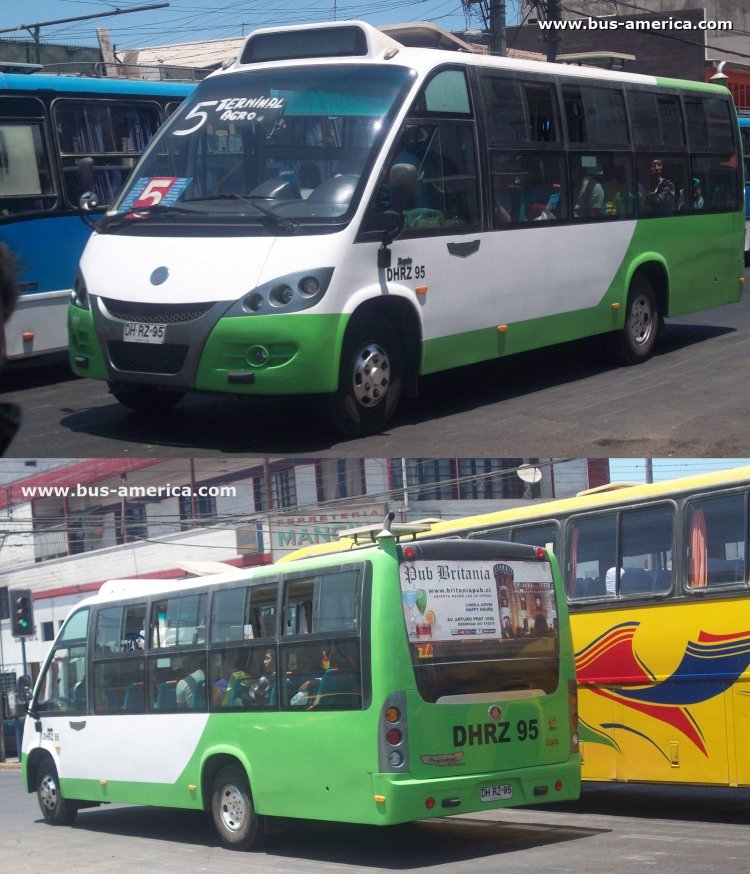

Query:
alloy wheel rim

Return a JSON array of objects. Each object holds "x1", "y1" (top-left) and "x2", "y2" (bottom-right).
[
  {"x1": 220, "y1": 784, "x2": 247, "y2": 832},
  {"x1": 352, "y1": 342, "x2": 390, "y2": 408},
  {"x1": 40, "y1": 774, "x2": 58, "y2": 812},
  {"x1": 630, "y1": 294, "x2": 654, "y2": 346}
]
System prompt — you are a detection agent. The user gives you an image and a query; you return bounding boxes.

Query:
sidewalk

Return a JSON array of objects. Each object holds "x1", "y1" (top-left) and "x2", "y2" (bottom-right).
[{"x1": 0, "y1": 757, "x2": 21, "y2": 769}]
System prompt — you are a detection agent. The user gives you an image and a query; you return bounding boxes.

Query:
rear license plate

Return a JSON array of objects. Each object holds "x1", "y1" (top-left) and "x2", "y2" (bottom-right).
[
  {"x1": 480, "y1": 784, "x2": 512, "y2": 803},
  {"x1": 123, "y1": 322, "x2": 167, "y2": 344}
]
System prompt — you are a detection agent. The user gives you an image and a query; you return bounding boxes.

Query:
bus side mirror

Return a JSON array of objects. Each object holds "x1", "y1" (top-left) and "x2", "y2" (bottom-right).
[
  {"x1": 389, "y1": 162, "x2": 417, "y2": 214},
  {"x1": 79, "y1": 191, "x2": 99, "y2": 213},
  {"x1": 375, "y1": 163, "x2": 418, "y2": 268},
  {"x1": 77, "y1": 157, "x2": 101, "y2": 228},
  {"x1": 77, "y1": 156, "x2": 95, "y2": 195}
]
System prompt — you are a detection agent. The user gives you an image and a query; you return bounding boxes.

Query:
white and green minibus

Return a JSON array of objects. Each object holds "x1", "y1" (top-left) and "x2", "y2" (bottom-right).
[
  {"x1": 22, "y1": 528, "x2": 579, "y2": 849},
  {"x1": 67, "y1": 20, "x2": 745, "y2": 435}
]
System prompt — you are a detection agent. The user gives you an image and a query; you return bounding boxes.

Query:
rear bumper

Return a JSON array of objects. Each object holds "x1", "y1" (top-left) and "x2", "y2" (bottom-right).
[{"x1": 369, "y1": 758, "x2": 580, "y2": 824}]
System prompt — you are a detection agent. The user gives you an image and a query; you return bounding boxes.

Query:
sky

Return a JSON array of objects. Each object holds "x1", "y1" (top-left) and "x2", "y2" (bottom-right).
[
  {"x1": 607, "y1": 458, "x2": 750, "y2": 484},
  {"x1": 1, "y1": 0, "x2": 523, "y2": 51}
]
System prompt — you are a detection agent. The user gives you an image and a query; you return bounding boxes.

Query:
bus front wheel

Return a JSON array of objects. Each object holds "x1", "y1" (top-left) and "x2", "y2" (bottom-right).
[
  {"x1": 36, "y1": 758, "x2": 78, "y2": 826},
  {"x1": 211, "y1": 765, "x2": 265, "y2": 851},
  {"x1": 107, "y1": 382, "x2": 185, "y2": 413},
  {"x1": 328, "y1": 314, "x2": 403, "y2": 436},
  {"x1": 614, "y1": 275, "x2": 660, "y2": 365}
]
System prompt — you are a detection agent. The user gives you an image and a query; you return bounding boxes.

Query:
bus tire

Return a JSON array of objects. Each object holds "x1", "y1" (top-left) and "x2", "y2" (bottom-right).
[
  {"x1": 614, "y1": 275, "x2": 660, "y2": 365},
  {"x1": 36, "y1": 758, "x2": 78, "y2": 826},
  {"x1": 328, "y1": 313, "x2": 403, "y2": 436},
  {"x1": 211, "y1": 765, "x2": 265, "y2": 851},
  {"x1": 107, "y1": 382, "x2": 185, "y2": 413}
]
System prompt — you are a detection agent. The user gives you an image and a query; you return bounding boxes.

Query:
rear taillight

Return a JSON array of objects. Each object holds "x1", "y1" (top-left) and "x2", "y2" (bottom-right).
[
  {"x1": 569, "y1": 680, "x2": 580, "y2": 752},
  {"x1": 379, "y1": 692, "x2": 409, "y2": 772},
  {"x1": 386, "y1": 728, "x2": 402, "y2": 745}
]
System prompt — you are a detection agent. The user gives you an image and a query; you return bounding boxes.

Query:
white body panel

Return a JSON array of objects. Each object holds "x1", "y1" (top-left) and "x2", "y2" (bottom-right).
[
  {"x1": 6, "y1": 290, "x2": 69, "y2": 358},
  {"x1": 28, "y1": 713, "x2": 208, "y2": 783}
]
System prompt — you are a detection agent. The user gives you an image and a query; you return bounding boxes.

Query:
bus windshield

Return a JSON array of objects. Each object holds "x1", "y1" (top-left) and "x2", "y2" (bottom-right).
[{"x1": 108, "y1": 64, "x2": 413, "y2": 229}]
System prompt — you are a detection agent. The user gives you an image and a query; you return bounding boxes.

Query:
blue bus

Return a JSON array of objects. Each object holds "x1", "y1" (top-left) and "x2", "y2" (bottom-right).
[
  {"x1": 740, "y1": 113, "x2": 750, "y2": 265},
  {"x1": 0, "y1": 69, "x2": 194, "y2": 360}
]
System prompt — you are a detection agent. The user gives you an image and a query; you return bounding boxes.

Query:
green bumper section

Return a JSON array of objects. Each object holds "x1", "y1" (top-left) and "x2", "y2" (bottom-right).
[
  {"x1": 196, "y1": 312, "x2": 348, "y2": 396},
  {"x1": 67, "y1": 305, "x2": 350, "y2": 395},
  {"x1": 370, "y1": 758, "x2": 581, "y2": 824},
  {"x1": 68, "y1": 306, "x2": 108, "y2": 380}
]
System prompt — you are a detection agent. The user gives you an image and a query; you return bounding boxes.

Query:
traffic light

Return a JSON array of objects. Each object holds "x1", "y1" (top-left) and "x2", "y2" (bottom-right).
[{"x1": 10, "y1": 589, "x2": 34, "y2": 638}]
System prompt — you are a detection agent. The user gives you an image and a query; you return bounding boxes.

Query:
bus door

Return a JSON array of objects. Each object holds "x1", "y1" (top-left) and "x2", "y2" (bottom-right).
[
  {"x1": 27, "y1": 609, "x2": 90, "y2": 776},
  {"x1": 371, "y1": 68, "x2": 499, "y2": 373}
]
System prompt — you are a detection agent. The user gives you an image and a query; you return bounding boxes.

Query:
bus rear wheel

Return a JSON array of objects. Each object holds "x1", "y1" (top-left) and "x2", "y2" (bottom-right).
[
  {"x1": 614, "y1": 275, "x2": 660, "y2": 365},
  {"x1": 108, "y1": 382, "x2": 185, "y2": 413},
  {"x1": 211, "y1": 765, "x2": 265, "y2": 851},
  {"x1": 36, "y1": 758, "x2": 78, "y2": 825},
  {"x1": 328, "y1": 314, "x2": 403, "y2": 437}
]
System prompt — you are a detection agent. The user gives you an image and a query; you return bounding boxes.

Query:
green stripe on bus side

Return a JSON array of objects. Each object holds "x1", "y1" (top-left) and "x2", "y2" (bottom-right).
[
  {"x1": 60, "y1": 776, "x2": 204, "y2": 810},
  {"x1": 420, "y1": 212, "x2": 743, "y2": 375}
]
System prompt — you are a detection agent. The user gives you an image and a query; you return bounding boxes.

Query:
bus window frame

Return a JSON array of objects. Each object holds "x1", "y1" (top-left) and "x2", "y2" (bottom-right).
[
  {"x1": 50, "y1": 95, "x2": 167, "y2": 210},
  {"x1": 278, "y1": 560, "x2": 372, "y2": 711},
  {"x1": 0, "y1": 94, "x2": 59, "y2": 215},
  {"x1": 683, "y1": 486, "x2": 749, "y2": 593},
  {"x1": 564, "y1": 499, "x2": 677, "y2": 605}
]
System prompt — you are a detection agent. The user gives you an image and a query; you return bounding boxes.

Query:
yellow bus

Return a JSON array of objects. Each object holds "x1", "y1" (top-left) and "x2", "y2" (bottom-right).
[{"x1": 283, "y1": 466, "x2": 750, "y2": 788}]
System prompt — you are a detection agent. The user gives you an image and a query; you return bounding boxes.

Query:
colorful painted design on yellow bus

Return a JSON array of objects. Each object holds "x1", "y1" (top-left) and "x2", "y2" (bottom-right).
[{"x1": 577, "y1": 621, "x2": 750, "y2": 770}]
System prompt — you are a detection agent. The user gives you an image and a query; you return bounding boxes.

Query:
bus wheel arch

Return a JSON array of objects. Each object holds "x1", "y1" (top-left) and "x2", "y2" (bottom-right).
[
  {"x1": 328, "y1": 298, "x2": 420, "y2": 437},
  {"x1": 205, "y1": 756, "x2": 265, "y2": 851},
  {"x1": 614, "y1": 264, "x2": 667, "y2": 365}
]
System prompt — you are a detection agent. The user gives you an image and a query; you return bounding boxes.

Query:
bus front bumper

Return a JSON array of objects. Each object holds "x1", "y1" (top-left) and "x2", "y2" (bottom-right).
[{"x1": 68, "y1": 303, "x2": 348, "y2": 396}]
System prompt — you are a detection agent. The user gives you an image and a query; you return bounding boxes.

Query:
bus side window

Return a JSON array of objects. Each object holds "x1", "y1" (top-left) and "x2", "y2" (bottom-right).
[
  {"x1": 567, "y1": 514, "x2": 617, "y2": 598},
  {"x1": 53, "y1": 100, "x2": 162, "y2": 208},
  {"x1": 150, "y1": 593, "x2": 207, "y2": 648},
  {"x1": 93, "y1": 657, "x2": 145, "y2": 714},
  {"x1": 686, "y1": 492, "x2": 746, "y2": 589},
  {"x1": 0, "y1": 120, "x2": 56, "y2": 215},
  {"x1": 312, "y1": 638, "x2": 362, "y2": 711}
]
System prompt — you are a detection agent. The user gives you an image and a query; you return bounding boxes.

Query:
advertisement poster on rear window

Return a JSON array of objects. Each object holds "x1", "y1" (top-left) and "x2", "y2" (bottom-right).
[{"x1": 399, "y1": 559, "x2": 557, "y2": 642}]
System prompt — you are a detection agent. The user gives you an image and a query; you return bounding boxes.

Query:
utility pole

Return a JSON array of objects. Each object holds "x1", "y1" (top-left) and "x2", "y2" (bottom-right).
[
  {"x1": 489, "y1": 0, "x2": 506, "y2": 55},
  {"x1": 545, "y1": 0, "x2": 562, "y2": 62},
  {"x1": 0, "y1": 3, "x2": 169, "y2": 65}
]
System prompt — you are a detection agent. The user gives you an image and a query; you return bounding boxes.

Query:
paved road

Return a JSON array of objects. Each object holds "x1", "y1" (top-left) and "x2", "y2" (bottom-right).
[
  {"x1": 2, "y1": 287, "x2": 748, "y2": 458},
  {"x1": 2, "y1": 768, "x2": 749, "y2": 872}
]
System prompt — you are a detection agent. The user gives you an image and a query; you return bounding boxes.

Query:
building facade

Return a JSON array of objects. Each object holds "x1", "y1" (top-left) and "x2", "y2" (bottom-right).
[{"x1": 0, "y1": 457, "x2": 605, "y2": 683}]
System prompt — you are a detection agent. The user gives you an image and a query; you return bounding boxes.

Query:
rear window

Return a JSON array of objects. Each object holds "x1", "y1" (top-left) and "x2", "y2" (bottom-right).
[{"x1": 399, "y1": 555, "x2": 560, "y2": 702}]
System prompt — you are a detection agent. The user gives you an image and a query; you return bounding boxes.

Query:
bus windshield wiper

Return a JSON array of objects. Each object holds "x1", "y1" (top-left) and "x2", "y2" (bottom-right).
[
  {"x1": 97, "y1": 203, "x2": 201, "y2": 230},
  {"x1": 189, "y1": 193, "x2": 301, "y2": 233}
]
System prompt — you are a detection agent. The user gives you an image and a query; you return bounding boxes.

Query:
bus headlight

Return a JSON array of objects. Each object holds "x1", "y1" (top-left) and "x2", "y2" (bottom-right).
[
  {"x1": 225, "y1": 267, "x2": 334, "y2": 317},
  {"x1": 71, "y1": 272, "x2": 90, "y2": 310}
]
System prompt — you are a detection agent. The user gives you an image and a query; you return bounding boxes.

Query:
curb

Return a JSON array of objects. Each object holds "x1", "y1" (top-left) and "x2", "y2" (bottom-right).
[{"x1": 0, "y1": 759, "x2": 21, "y2": 769}]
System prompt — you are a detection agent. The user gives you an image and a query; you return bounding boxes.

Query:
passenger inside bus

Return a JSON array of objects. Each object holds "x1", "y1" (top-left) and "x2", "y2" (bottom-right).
[
  {"x1": 640, "y1": 157, "x2": 676, "y2": 215},
  {"x1": 573, "y1": 162, "x2": 605, "y2": 218},
  {"x1": 313, "y1": 640, "x2": 362, "y2": 710}
]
